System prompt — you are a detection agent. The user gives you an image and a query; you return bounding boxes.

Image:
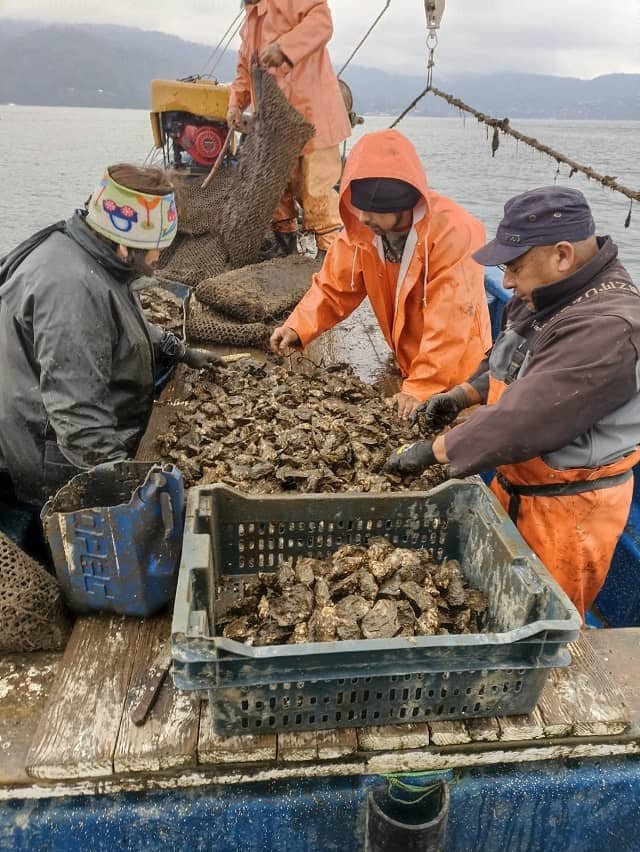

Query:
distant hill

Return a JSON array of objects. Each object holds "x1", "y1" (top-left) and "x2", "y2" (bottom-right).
[{"x1": 0, "y1": 19, "x2": 638, "y2": 119}]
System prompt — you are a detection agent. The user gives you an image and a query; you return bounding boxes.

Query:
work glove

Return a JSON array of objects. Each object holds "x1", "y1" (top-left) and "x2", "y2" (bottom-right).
[
  {"x1": 180, "y1": 348, "x2": 224, "y2": 370},
  {"x1": 383, "y1": 440, "x2": 437, "y2": 477},
  {"x1": 410, "y1": 385, "x2": 470, "y2": 434}
]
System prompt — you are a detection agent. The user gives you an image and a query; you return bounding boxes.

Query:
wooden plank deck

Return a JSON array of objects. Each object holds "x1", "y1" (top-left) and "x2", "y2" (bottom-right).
[
  {"x1": 113, "y1": 613, "x2": 200, "y2": 774},
  {"x1": 0, "y1": 653, "x2": 60, "y2": 786},
  {"x1": 1, "y1": 623, "x2": 631, "y2": 794}
]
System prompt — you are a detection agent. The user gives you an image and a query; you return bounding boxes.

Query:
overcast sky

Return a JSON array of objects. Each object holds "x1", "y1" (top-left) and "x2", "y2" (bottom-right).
[{"x1": 2, "y1": 0, "x2": 639, "y2": 78}]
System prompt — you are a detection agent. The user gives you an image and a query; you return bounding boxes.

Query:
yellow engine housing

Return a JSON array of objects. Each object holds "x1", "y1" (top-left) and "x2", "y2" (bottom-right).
[{"x1": 150, "y1": 78, "x2": 231, "y2": 148}]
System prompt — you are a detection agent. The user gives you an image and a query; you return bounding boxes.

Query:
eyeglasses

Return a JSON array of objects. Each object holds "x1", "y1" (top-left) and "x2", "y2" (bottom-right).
[{"x1": 496, "y1": 248, "x2": 536, "y2": 275}]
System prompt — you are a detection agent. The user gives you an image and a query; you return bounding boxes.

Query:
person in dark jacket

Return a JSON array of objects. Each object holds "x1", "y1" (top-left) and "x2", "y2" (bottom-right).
[
  {"x1": 0, "y1": 164, "x2": 219, "y2": 514},
  {"x1": 384, "y1": 186, "x2": 640, "y2": 618}
]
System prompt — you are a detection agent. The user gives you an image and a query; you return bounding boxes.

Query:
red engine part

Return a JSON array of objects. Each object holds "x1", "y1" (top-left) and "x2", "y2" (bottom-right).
[{"x1": 176, "y1": 123, "x2": 225, "y2": 167}]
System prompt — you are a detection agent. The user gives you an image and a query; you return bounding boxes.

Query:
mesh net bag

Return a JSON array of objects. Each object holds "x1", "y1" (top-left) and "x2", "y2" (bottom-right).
[
  {"x1": 219, "y1": 69, "x2": 314, "y2": 269},
  {"x1": 155, "y1": 67, "x2": 314, "y2": 288},
  {"x1": 187, "y1": 299, "x2": 272, "y2": 348},
  {"x1": 157, "y1": 232, "x2": 228, "y2": 288},
  {"x1": 188, "y1": 255, "x2": 317, "y2": 346},
  {"x1": 170, "y1": 168, "x2": 235, "y2": 237},
  {"x1": 0, "y1": 531, "x2": 71, "y2": 653},
  {"x1": 195, "y1": 256, "x2": 316, "y2": 322}
]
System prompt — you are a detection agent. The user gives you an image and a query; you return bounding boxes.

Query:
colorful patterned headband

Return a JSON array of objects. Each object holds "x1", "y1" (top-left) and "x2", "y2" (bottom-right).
[{"x1": 85, "y1": 170, "x2": 177, "y2": 250}]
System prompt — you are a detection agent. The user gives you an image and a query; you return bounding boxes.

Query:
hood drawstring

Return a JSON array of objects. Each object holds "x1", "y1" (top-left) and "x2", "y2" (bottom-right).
[
  {"x1": 422, "y1": 244, "x2": 429, "y2": 307},
  {"x1": 350, "y1": 245, "x2": 359, "y2": 291}
]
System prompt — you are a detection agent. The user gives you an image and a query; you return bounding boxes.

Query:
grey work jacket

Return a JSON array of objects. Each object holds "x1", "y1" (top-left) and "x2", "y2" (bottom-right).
[{"x1": 0, "y1": 214, "x2": 182, "y2": 505}]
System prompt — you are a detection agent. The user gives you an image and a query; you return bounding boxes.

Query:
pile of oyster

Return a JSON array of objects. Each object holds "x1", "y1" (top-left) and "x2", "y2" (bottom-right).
[
  {"x1": 138, "y1": 285, "x2": 184, "y2": 336},
  {"x1": 155, "y1": 359, "x2": 447, "y2": 492},
  {"x1": 217, "y1": 539, "x2": 488, "y2": 646}
]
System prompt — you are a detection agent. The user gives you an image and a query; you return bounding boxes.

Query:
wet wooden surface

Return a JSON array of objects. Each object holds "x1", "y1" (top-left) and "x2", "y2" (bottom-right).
[
  {"x1": 113, "y1": 613, "x2": 200, "y2": 774},
  {"x1": 0, "y1": 653, "x2": 61, "y2": 785},
  {"x1": 5, "y1": 621, "x2": 634, "y2": 788},
  {"x1": 25, "y1": 616, "x2": 140, "y2": 780},
  {"x1": 587, "y1": 628, "x2": 640, "y2": 734}
]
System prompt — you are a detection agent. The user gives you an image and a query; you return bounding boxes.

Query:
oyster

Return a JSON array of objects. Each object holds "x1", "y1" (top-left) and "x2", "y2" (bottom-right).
[
  {"x1": 276, "y1": 558, "x2": 296, "y2": 590},
  {"x1": 268, "y1": 585, "x2": 314, "y2": 627},
  {"x1": 314, "y1": 577, "x2": 332, "y2": 608},
  {"x1": 334, "y1": 594, "x2": 372, "y2": 621},
  {"x1": 361, "y1": 600, "x2": 399, "y2": 639},
  {"x1": 400, "y1": 581, "x2": 437, "y2": 613},
  {"x1": 417, "y1": 608, "x2": 440, "y2": 636},
  {"x1": 222, "y1": 616, "x2": 256, "y2": 641},
  {"x1": 358, "y1": 570, "x2": 379, "y2": 601},
  {"x1": 309, "y1": 605, "x2": 338, "y2": 642}
]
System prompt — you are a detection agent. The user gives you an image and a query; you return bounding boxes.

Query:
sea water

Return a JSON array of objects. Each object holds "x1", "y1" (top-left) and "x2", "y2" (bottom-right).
[{"x1": 0, "y1": 106, "x2": 638, "y2": 279}]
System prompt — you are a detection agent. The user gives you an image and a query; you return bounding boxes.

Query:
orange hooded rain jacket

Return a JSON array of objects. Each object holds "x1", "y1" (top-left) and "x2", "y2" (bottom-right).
[
  {"x1": 284, "y1": 130, "x2": 492, "y2": 399},
  {"x1": 228, "y1": 0, "x2": 351, "y2": 155}
]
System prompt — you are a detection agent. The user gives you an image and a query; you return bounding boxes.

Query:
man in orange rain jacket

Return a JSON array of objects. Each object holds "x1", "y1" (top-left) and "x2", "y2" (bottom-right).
[
  {"x1": 227, "y1": 0, "x2": 352, "y2": 256},
  {"x1": 270, "y1": 129, "x2": 492, "y2": 418},
  {"x1": 384, "y1": 186, "x2": 640, "y2": 619}
]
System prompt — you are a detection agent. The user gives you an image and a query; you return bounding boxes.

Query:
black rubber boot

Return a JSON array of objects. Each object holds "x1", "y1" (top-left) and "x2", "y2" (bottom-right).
[
  {"x1": 257, "y1": 233, "x2": 281, "y2": 261},
  {"x1": 274, "y1": 231, "x2": 299, "y2": 256}
]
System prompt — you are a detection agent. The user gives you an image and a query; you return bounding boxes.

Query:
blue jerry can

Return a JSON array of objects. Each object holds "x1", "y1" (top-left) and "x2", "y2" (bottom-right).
[{"x1": 42, "y1": 461, "x2": 185, "y2": 617}]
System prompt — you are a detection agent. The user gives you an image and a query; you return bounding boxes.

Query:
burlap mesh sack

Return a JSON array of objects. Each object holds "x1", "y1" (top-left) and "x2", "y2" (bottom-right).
[
  {"x1": 187, "y1": 299, "x2": 272, "y2": 348},
  {"x1": 156, "y1": 67, "x2": 314, "y2": 288},
  {"x1": 188, "y1": 255, "x2": 317, "y2": 346},
  {"x1": 170, "y1": 168, "x2": 235, "y2": 237},
  {"x1": 219, "y1": 69, "x2": 314, "y2": 269},
  {"x1": 158, "y1": 232, "x2": 228, "y2": 288},
  {"x1": 195, "y1": 256, "x2": 315, "y2": 322},
  {"x1": 0, "y1": 531, "x2": 71, "y2": 653}
]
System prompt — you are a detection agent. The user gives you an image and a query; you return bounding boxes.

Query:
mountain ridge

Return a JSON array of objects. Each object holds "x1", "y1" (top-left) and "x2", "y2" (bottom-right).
[{"x1": 0, "y1": 20, "x2": 638, "y2": 119}]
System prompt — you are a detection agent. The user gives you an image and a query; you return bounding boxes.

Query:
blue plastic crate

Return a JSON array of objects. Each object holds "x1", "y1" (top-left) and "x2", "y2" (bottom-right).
[{"x1": 172, "y1": 480, "x2": 580, "y2": 735}]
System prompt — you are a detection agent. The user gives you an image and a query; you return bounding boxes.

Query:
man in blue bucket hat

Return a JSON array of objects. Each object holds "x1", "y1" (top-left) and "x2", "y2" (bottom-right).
[
  {"x1": 0, "y1": 164, "x2": 220, "y2": 521},
  {"x1": 385, "y1": 186, "x2": 640, "y2": 618}
]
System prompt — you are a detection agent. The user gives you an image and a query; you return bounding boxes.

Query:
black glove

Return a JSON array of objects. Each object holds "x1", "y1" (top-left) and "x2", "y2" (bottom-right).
[
  {"x1": 383, "y1": 440, "x2": 437, "y2": 476},
  {"x1": 181, "y1": 348, "x2": 224, "y2": 370},
  {"x1": 410, "y1": 386, "x2": 470, "y2": 433}
]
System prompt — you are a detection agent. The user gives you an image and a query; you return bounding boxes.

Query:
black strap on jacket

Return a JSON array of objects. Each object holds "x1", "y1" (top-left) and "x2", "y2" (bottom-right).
[{"x1": 496, "y1": 469, "x2": 633, "y2": 524}]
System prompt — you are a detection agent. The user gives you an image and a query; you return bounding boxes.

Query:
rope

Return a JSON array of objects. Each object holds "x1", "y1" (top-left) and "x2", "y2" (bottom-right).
[
  {"x1": 389, "y1": 85, "x2": 639, "y2": 222},
  {"x1": 384, "y1": 770, "x2": 458, "y2": 804},
  {"x1": 429, "y1": 86, "x2": 640, "y2": 206},
  {"x1": 389, "y1": 84, "x2": 430, "y2": 129},
  {"x1": 388, "y1": 778, "x2": 442, "y2": 805},
  {"x1": 200, "y1": 9, "x2": 244, "y2": 78},
  {"x1": 337, "y1": 1, "x2": 391, "y2": 77}
]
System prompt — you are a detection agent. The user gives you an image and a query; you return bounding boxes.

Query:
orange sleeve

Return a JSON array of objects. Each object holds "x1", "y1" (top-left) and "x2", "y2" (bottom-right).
[
  {"x1": 228, "y1": 36, "x2": 252, "y2": 110},
  {"x1": 277, "y1": 1, "x2": 333, "y2": 66},
  {"x1": 402, "y1": 217, "x2": 487, "y2": 399},
  {"x1": 284, "y1": 238, "x2": 367, "y2": 347}
]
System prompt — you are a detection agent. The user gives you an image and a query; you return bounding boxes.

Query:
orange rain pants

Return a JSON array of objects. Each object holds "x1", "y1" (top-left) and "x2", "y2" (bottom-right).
[
  {"x1": 488, "y1": 378, "x2": 640, "y2": 618},
  {"x1": 272, "y1": 146, "x2": 343, "y2": 251}
]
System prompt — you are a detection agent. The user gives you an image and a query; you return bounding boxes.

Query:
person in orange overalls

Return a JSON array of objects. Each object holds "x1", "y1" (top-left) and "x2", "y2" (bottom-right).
[
  {"x1": 270, "y1": 129, "x2": 491, "y2": 418},
  {"x1": 227, "y1": 0, "x2": 352, "y2": 258},
  {"x1": 384, "y1": 186, "x2": 640, "y2": 618}
]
